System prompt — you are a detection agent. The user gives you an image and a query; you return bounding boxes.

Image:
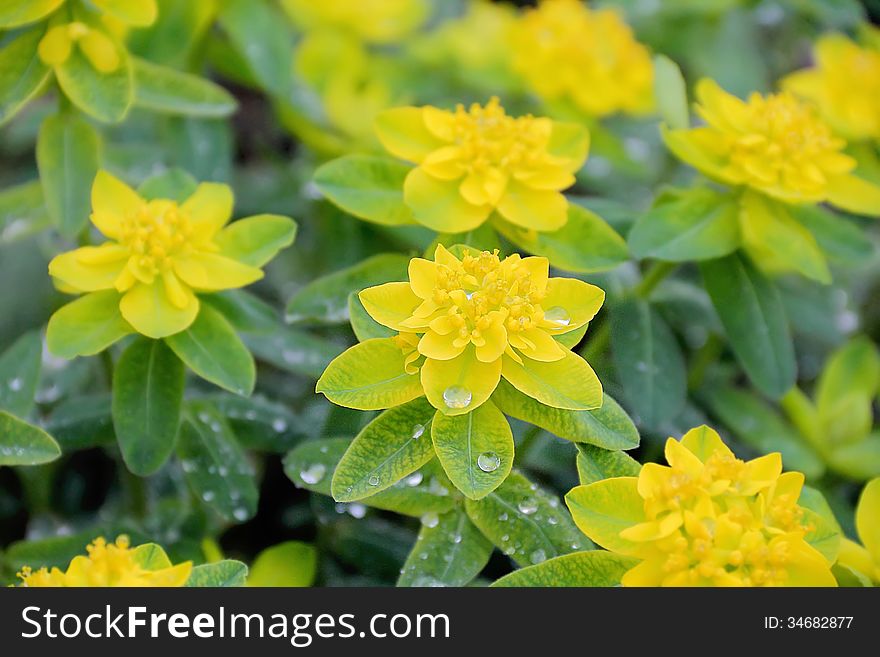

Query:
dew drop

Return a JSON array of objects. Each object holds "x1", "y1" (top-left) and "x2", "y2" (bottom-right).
[
  {"x1": 348, "y1": 503, "x2": 367, "y2": 519},
  {"x1": 233, "y1": 507, "x2": 249, "y2": 521},
  {"x1": 368, "y1": 474, "x2": 380, "y2": 487},
  {"x1": 442, "y1": 385, "x2": 472, "y2": 409},
  {"x1": 405, "y1": 472, "x2": 423, "y2": 487},
  {"x1": 7, "y1": 377, "x2": 22, "y2": 392},
  {"x1": 272, "y1": 418, "x2": 288, "y2": 433},
  {"x1": 202, "y1": 491, "x2": 215, "y2": 502},
  {"x1": 518, "y1": 498, "x2": 538, "y2": 515},
  {"x1": 477, "y1": 451, "x2": 500, "y2": 473},
  {"x1": 411, "y1": 423, "x2": 426, "y2": 439},
  {"x1": 452, "y1": 534, "x2": 462, "y2": 544},
  {"x1": 300, "y1": 463, "x2": 326, "y2": 485},
  {"x1": 421, "y1": 512, "x2": 439, "y2": 528},
  {"x1": 530, "y1": 549, "x2": 547, "y2": 565},
  {"x1": 543, "y1": 306, "x2": 571, "y2": 327}
]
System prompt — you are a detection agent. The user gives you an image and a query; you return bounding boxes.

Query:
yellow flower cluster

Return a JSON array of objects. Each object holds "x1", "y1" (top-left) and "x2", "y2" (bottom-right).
[
  {"x1": 282, "y1": 0, "x2": 428, "y2": 44},
  {"x1": 567, "y1": 426, "x2": 836, "y2": 587},
  {"x1": 16, "y1": 536, "x2": 191, "y2": 587},
  {"x1": 376, "y1": 97, "x2": 589, "y2": 233},
  {"x1": 510, "y1": 0, "x2": 654, "y2": 117},
  {"x1": 783, "y1": 32, "x2": 880, "y2": 142},
  {"x1": 664, "y1": 79, "x2": 880, "y2": 215},
  {"x1": 333, "y1": 244, "x2": 604, "y2": 415}
]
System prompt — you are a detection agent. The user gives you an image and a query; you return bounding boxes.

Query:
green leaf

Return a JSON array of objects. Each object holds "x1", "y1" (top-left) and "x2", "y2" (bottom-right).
[
  {"x1": 492, "y1": 550, "x2": 639, "y2": 587},
  {"x1": 494, "y1": 203, "x2": 628, "y2": 273},
  {"x1": 244, "y1": 328, "x2": 342, "y2": 379},
  {"x1": 132, "y1": 57, "x2": 237, "y2": 117},
  {"x1": 465, "y1": 471, "x2": 592, "y2": 567},
  {"x1": 313, "y1": 155, "x2": 415, "y2": 226},
  {"x1": 284, "y1": 438, "x2": 457, "y2": 517},
  {"x1": 186, "y1": 560, "x2": 248, "y2": 587},
  {"x1": 203, "y1": 290, "x2": 279, "y2": 334},
  {"x1": 628, "y1": 187, "x2": 740, "y2": 261},
  {"x1": 576, "y1": 444, "x2": 641, "y2": 485},
  {"x1": 164, "y1": 117, "x2": 232, "y2": 181},
  {"x1": 565, "y1": 478, "x2": 644, "y2": 556},
  {"x1": 610, "y1": 298, "x2": 687, "y2": 428},
  {"x1": 0, "y1": 26, "x2": 51, "y2": 125},
  {"x1": 431, "y1": 401, "x2": 514, "y2": 500},
  {"x1": 316, "y1": 338, "x2": 423, "y2": 411},
  {"x1": 247, "y1": 541, "x2": 316, "y2": 587},
  {"x1": 137, "y1": 167, "x2": 198, "y2": 201},
  {"x1": 0, "y1": 180, "x2": 50, "y2": 245},
  {"x1": 217, "y1": 0, "x2": 293, "y2": 95},
  {"x1": 204, "y1": 393, "x2": 301, "y2": 453},
  {"x1": 492, "y1": 380, "x2": 639, "y2": 450},
  {"x1": 0, "y1": 411, "x2": 61, "y2": 466},
  {"x1": 45, "y1": 394, "x2": 115, "y2": 450},
  {"x1": 213, "y1": 214, "x2": 297, "y2": 267},
  {"x1": 653, "y1": 54, "x2": 689, "y2": 130},
  {"x1": 47, "y1": 291, "x2": 132, "y2": 359},
  {"x1": 112, "y1": 338, "x2": 184, "y2": 476},
  {"x1": 177, "y1": 402, "x2": 259, "y2": 522},
  {"x1": 286, "y1": 253, "x2": 410, "y2": 324},
  {"x1": 791, "y1": 204, "x2": 875, "y2": 266},
  {"x1": 702, "y1": 385, "x2": 824, "y2": 479},
  {"x1": 827, "y1": 436, "x2": 880, "y2": 480},
  {"x1": 398, "y1": 507, "x2": 493, "y2": 587},
  {"x1": 816, "y1": 337, "x2": 880, "y2": 446},
  {"x1": 55, "y1": 46, "x2": 133, "y2": 123},
  {"x1": 331, "y1": 398, "x2": 437, "y2": 502},
  {"x1": 132, "y1": 543, "x2": 173, "y2": 570},
  {"x1": 165, "y1": 304, "x2": 255, "y2": 396},
  {"x1": 0, "y1": 0, "x2": 64, "y2": 28},
  {"x1": 701, "y1": 253, "x2": 796, "y2": 398},
  {"x1": 0, "y1": 330, "x2": 41, "y2": 418},
  {"x1": 348, "y1": 292, "x2": 395, "y2": 341},
  {"x1": 36, "y1": 112, "x2": 101, "y2": 238},
  {"x1": 5, "y1": 527, "x2": 136, "y2": 574}
]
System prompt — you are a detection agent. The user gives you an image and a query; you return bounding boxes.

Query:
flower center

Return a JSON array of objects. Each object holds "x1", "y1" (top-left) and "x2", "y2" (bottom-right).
[
  {"x1": 451, "y1": 98, "x2": 549, "y2": 176},
  {"x1": 120, "y1": 201, "x2": 194, "y2": 277},
  {"x1": 430, "y1": 250, "x2": 548, "y2": 340}
]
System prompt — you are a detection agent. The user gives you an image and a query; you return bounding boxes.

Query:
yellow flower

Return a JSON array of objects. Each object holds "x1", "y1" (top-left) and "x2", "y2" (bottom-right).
[
  {"x1": 36, "y1": 0, "x2": 157, "y2": 74},
  {"x1": 16, "y1": 536, "x2": 191, "y2": 587},
  {"x1": 320, "y1": 244, "x2": 604, "y2": 416},
  {"x1": 281, "y1": 0, "x2": 428, "y2": 44},
  {"x1": 783, "y1": 32, "x2": 880, "y2": 142},
  {"x1": 510, "y1": 0, "x2": 654, "y2": 117},
  {"x1": 566, "y1": 426, "x2": 837, "y2": 587},
  {"x1": 663, "y1": 79, "x2": 880, "y2": 215},
  {"x1": 375, "y1": 97, "x2": 589, "y2": 233},
  {"x1": 48, "y1": 171, "x2": 293, "y2": 341},
  {"x1": 836, "y1": 478, "x2": 880, "y2": 583}
]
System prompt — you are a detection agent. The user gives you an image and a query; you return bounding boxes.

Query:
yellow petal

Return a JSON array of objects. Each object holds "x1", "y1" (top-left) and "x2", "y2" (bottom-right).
[
  {"x1": 501, "y1": 350, "x2": 602, "y2": 410},
  {"x1": 663, "y1": 437, "x2": 705, "y2": 473},
  {"x1": 172, "y1": 252, "x2": 263, "y2": 291},
  {"x1": 694, "y1": 78, "x2": 750, "y2": 133},
  {"x1": 518, "y1": 255, "x2": 549, "y2": 293},
  {"x1": 79, "y1": 29, "x2": 120, "y2": 73},
  {"x1": 374, "y1": 107, "x2": 445, "y2": 163},
  {"x1": 679, "y1": 425, "x2": 733, "y2": 462},
  {"x1": 119, "y1": 280, "x2": 199, "y2": 338},
  {"x1": 739, "y1": 452, "x2": 782, "y2": 495},
  {"x1": 408, "y1": 257, "x2": 437, "y2": 299},
  {"x1": 420, "y1": 145, "x2": 466, "y2": 180},
  {"x1": 661, "y1": 125, "x2": 732, "y2": 185},
  {"x1": 422, "y1": 106, "x2": 456, "y2": 141},
  {"x1": 856, "y1": 478, "x2": 880, "y2": 564},
  {"x1": 620, "y1": 558, "x2": 665, "y2": 587},
  {"x1": 836, "y1": 538, "x2": 877, "y2": 580},
  {"x1": 420, "y1": 347, "x2": 501, "y2": 416},
  {"x1": 783, "y1": 539, "x2": 838, "y2": 587},
  {"x1": 496, "y1": 181, "x2": 568, "y2": 231},
  {"x1": 359, "y1": 282, "x2": 421, "y2": 331},
  {"x1": 546, "y1": 121, "x2": 590, "y2": 172},
  {"x1": 514, "y1": 327, "x2": 565, "y2": 362},
  {"x1": 38, "y1": 25, "x2": 73, "y2": 66},
  {"x1": 92, "y1": 0, "x2": 158, "y2": 27},
  {"x1": 145, "y1": 562, "x2": 192, "y2": 587},
  {"x1": 418, "y1": 330, "x2": 466, "y2": 361},
  {"x1": 404, "y1": 167, "x2": 491, "y2": 232},
  {"x1": 474, "y1": 316, "x2": 507, "y2": 363},
  {"x1": 91, "y1": 170, "x2": 144, "y2": 239},
  {"x1": 48, "y1": 244, "x2": 128, "y2": 292},
  {"x1": 541, "y1": 278, "x2": 604, "y2": 334},
  {"x1": 181, "y1": 183, "x2": 234, "y2": 240},
  {"x1": 825, "y1": 174, "x2": 880, "y2": 217}
]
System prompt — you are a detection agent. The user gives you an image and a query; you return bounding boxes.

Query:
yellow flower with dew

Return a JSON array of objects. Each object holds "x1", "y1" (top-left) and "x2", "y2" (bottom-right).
[
  {"x1": 16, "y1": 536, "x2": 191, "y2": 587},
  {"x1": 36, "y1": 0, "x2": 157, "y2": 74},
  {"x1": 281, "y1": 0, "x2": 428, "y2": 45},
  {"x1": 375, "y1": 97, "x2": 589, "y2": 233},
  {"x1": 510, "y1": 0, "x2": 654, "y2": 117},
  {"x1": 566, "y1": 426, "x2": 837, "y2": 587},
  {"x1": 783, "y1": 32, "x2": 880, "y2": 143},
  {"x1": 663, "y1": 79, "x2": 880, "y2": 216},
  {"x1": 47, "y1": 171, "x2": 295, "y2": 345},
  {"x1": 318, "y1": 244, "x2": 605, "y2": 416},
  {"x1": 836, "y1": 478, "x2": 880, "y2": 583}
]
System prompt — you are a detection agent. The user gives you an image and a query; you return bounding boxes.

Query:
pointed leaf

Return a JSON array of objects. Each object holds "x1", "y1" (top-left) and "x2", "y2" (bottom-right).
[
  {"x1": 492, "y1": 550, "x2": 639, "y2": 587},
  {"x1": 0, "y1": 26, "x2": 51, "y2": 125},
  {"x1": 47, "y1": 290, "x2": 132, "y2": 359},
  {"x1": 576, "y1": 444, "x2": 641, "y2": 485},
  {"x1": 132, "y1": 57, "x2": 237, "y2": 117},
  {"x1": 186, "y1": 560, "x2": 248, "y2": 587},
  {"x1": 0, "y1": 330, "x2": 41, "y2": 418},
  {"x1": 55, "y1": 47, "x2": 133, "y2": 123},
  {"x1": 247, "y1": 542, "x2": 316, "y2": 587},
  {"x1": 0, "y1": 411, "x2": 61, "y2": 466}
]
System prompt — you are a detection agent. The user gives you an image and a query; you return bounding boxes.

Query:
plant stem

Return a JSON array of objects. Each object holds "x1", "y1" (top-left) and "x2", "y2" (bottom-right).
[
  {"x1": 634, "y1": 261, "x2": 676, "y2": 299},
  {"x1": 118, "y1": 463, "x2": 148, "y2": 521},
  {"x1": 687, "y1": 333, "x2": 722, "y2": 391}
]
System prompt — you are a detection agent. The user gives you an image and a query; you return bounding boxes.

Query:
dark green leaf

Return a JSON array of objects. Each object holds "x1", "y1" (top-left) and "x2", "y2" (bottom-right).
[
  {"x1": 0, "y1": 330, "x2": 41, "y2": 418},
  {"x1": 0, "y1": 26, "x2": 51, "y2": 126},
  {"x1": 133, "y1": 57, "x2": 237, "y2": 117},
  {"x1": 186, "y1": 560, "x2": 248, "y2": 587},
  {"x1": 0, "y1": 411, "x2": 61, "y2": 466},
  {"x1": 575, "y1": 444, "x2": 641, "y2": 485}
]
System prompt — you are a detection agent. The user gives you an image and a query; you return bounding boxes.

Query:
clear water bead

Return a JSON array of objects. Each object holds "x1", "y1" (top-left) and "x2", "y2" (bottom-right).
[
  {"x1": 543, "y1": 306, "x2": 571, "y2": 327},
  {"x1": 477, "y1": 452, "x2": 501, "y2": 473},
  {"x1": 442, "y1": 385, "x2": 472, "y2": 409},
  {"x1": 300, "y1": 463, "x2": 326, "y2": 485},
  {"x1": 518, "y1": 498, "x2": 538, "y2": 515},
  {"x1": 411, "y1": 423, "x2": 426, "y2": 439},
  {"x1": 421, "y1": 512, "x2": 440, "y2": 528},
  {"x1": 368, "y1": 474, "x2": 380, "y2": 487},
  {"x1": 530, "y1": 549, "x2": 547, "y2": 565}
]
